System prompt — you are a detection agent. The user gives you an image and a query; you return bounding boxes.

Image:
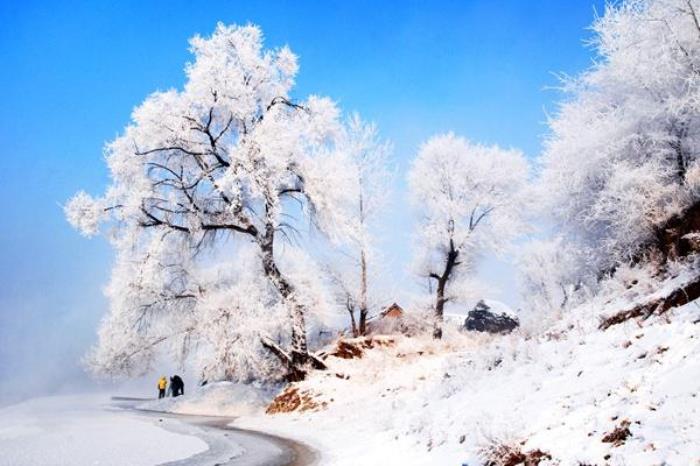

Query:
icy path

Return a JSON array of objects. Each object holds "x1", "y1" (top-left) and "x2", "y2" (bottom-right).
[{"x1": 115, "y1": 397, "x2": 318, "y2": 466}]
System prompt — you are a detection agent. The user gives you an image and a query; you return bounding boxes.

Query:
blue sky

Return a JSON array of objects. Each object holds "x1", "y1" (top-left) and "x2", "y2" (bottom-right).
[{"x1": 0, "y1": 0, "x2": 604, "y2": 401}]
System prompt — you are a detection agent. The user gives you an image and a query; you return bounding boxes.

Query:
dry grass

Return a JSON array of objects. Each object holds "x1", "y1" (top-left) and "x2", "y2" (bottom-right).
[
  {"x1": 478, "y1": 441, "x2": 552, "y2": 466},
  {"x1": 601, "y1": 419, "x2": 632, "y2": 446},
  {"x1": 323, "y1": 336, "x2": 396, "y2": 360},
  {"x1": 265, "y1": 386, "x2": 327, "y2": 414}
]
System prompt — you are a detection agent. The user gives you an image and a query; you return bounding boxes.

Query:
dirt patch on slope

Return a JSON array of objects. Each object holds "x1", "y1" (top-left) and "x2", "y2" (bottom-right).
[
  {"x1": 266, "y1": 386, "x2": 327, "y2": 414},
  {"x1": 602, "y1": 419, "x2": 632, "y2": 446},
  {"x1": 599, "y1": 275, "x2": 700, "y2": 330},
  {"x1": 479, "y1": 443, "x2": 552, "y2": 466},
  {"x1": 324, "y1": 336, "x2": 396, "y2": 360}
]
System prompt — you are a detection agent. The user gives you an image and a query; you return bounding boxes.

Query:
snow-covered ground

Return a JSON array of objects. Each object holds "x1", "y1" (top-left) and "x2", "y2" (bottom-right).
[
  {"x1": 138, "y1": 381, "x2": 270, "y2": 417},
  {"x1": 4, "y1": 274, "x2": 698, "y2": 466},
  {"x1": 223, "y1": 274, "x2": 698, "y2": 465},
  {"x1": 0, "y1": 394, "x2": 209, "y2": 466}
]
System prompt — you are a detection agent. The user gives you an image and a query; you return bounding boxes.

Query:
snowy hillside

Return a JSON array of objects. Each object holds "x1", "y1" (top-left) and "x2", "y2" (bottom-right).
[{"x1": 226, "y1": 272, "x2": 700, "y2": 465}]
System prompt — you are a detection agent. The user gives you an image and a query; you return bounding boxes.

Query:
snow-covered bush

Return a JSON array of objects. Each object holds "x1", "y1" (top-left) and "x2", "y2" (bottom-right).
[
  {"x1": 193, "y1": 259, "x2": 289, "y2": 383},
  {"x1": 139, "y1": 381, "x2": 270, "y2": 417},
  {"x1": 516, "y1": 237, "x2": 595, "y2": 333}
]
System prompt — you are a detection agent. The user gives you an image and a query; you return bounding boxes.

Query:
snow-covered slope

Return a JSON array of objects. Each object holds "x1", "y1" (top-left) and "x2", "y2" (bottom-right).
[
  {"x1": 0, "y1": 394, "x2": 208, "y2": 466},
  {"x1": 232, "y1": 274, "x2": 700, "y2": 465}
]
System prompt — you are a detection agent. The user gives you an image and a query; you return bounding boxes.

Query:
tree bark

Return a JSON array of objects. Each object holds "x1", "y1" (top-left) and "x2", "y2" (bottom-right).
[
  {"x1": 254, "y1": 188, "x2": 321, "y2": 378},
  {"x1": 346, "y1": 298, "x2": 359, "y2": 337},
  {"x1": 358, "y1": 248, "x2": 369, "y2": 335},
  {"x1": 433, "y1": 240, "x2": 459, "y2": 339},
  {"x1": 260, "y1": 337, "x2": 306, "y2": 382},
  {"x1": 434, "y1": 278, "x2": 447, "y2": 339},
  {"x1": 260, "y1": 239, "x2": 309, "y2": 361}
]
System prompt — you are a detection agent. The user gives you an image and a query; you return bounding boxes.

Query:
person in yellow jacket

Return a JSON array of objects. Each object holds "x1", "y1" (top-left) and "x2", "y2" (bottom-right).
[{"x1": 157, "y1": 376, "x2": 167, "y2": 399}]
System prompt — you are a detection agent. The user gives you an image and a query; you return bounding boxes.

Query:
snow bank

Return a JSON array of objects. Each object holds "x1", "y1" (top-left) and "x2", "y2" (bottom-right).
[
  {"x1": 234, "y1": 274, "x2": 700, "y2": 465},
  {"x1": 138, "y1": 381, "x2": 270, "y2": 417},
  {"x1": 0, "y1": 394, "x2": 208, "y2": 466}
]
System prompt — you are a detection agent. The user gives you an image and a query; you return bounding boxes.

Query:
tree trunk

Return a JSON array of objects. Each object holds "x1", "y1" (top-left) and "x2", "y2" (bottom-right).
[
  {"x1": 358, "y1": 248, "x2": 369, "y2": 335},
  {"x1": 433, "y1": 241, "x2": 459, "y2": 339},
  {"x1": 346, "y1": 298, "x2": 359, "y2": 337},
  {"x1": 670, "y1": 121, "x2": 689, "y2": 182},
  {"x1": 260, "y1": 337, "x2": 298, "y2": 378},
  {"x1": 434, "y1": 276, "x2": 448, "y2": 339},
  {"x1": 261, "y1": 244, "x2": 308, "y2": 351},
  {"x1": 259, "y1": 228, "x2": 317, "y2": 378}
]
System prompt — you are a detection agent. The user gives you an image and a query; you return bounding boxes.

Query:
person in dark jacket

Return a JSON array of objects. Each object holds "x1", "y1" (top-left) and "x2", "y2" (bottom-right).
[{"x1": 171, "y1": 375, "x2": 184, "y2": 397}]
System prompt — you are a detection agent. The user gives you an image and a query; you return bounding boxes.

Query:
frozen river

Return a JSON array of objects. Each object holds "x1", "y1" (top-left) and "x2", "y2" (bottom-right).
[
  {"x1": 112, "y1": 396, "x2": 317, "y2": 466},
  {"x1": 0, "y1": 394, "x2": 316, "y2": 466}
]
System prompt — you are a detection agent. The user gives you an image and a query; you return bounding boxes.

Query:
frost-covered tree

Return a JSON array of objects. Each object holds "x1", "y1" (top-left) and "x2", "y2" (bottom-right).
[
  {"x1": 408, "y1": 133, "x2": 528, "y2": 338},
  {"x1": 67, "y1": 23, "x2": 360, "y2": 381},
  {"x1": 328, "y1": 115, "x2": 393, "y2": 336},
  {"x1": 540, "y1": 0, "x2": 700, "y2": 286},
  {"x1": 516, "y1": 237, "x2": 592, "y2": 317}
]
